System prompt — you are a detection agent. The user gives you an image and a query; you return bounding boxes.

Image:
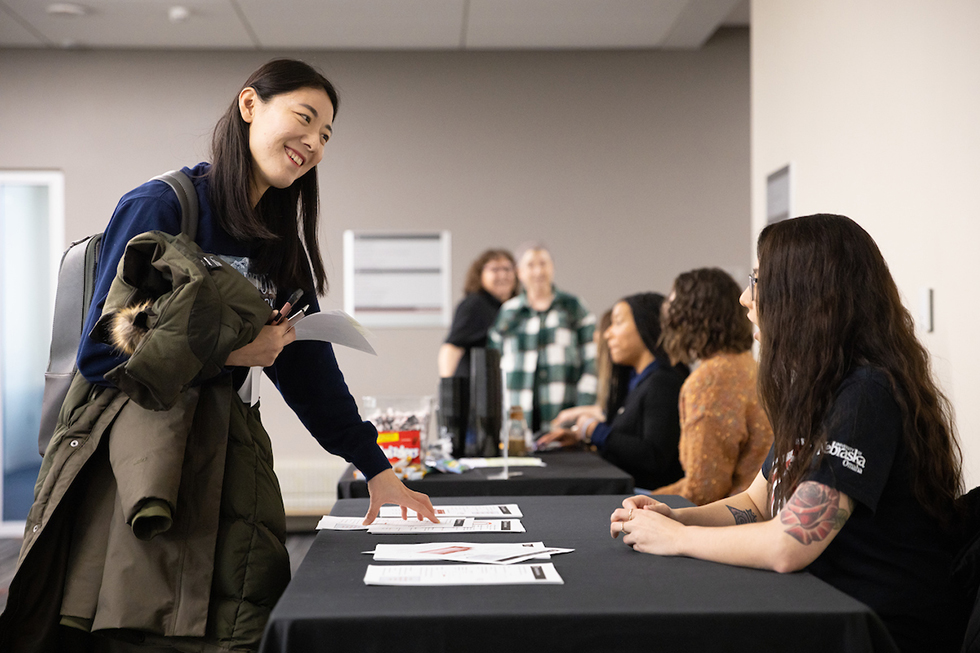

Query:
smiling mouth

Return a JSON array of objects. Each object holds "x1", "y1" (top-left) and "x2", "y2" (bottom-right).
[{"x1": 285, "y1": 147, "x2": 304, "y2": 167}]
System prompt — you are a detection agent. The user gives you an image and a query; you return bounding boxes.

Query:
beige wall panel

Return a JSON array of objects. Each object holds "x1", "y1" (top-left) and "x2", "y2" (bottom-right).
[
  {"x1": 752, "y1": 1, "x2": 980, "y2": 487},
  {"x1": 0, "y1": 31, "x2": 750, "y2": 502}
]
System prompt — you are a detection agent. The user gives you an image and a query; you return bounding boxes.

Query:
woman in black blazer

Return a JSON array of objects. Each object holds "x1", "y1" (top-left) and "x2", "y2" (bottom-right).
[{"x1": 540, "y1": 293, "x2": 688, "y2": 490}]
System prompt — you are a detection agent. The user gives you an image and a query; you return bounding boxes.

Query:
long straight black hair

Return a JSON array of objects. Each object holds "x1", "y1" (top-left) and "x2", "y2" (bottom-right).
[
  {"x1": 209, "y1": 59, "x2": 339, "y2": 296},
  {"x1": 757, "y1": 214, "x2": 962, "y2": 523}
]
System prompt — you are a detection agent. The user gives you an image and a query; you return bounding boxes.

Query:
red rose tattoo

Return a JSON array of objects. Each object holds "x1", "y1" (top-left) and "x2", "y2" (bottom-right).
[{"x1": 779, "y1": 482, "x2": 849, "y2": 545}]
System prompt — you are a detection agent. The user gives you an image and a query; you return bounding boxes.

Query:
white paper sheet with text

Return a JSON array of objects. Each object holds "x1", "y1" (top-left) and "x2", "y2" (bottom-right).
[
  {"x1": 363, "y1": 563, "x2": 564, "y2": 586},
  {"x1": 457, "y1": 457, "x2": 545, "y2": 468},
  {"x1": 367, "y1": 542, "x2": 574, "y2": 565},
  {"x1": 378, "y1": 504, "x2": 523, "y2": 519},
  {"x1": 367, "y1": 518, "x2": 525, "y2": 534},
  {"x1": 316, "y1": 516, "x2": 471, "y2": 531}
]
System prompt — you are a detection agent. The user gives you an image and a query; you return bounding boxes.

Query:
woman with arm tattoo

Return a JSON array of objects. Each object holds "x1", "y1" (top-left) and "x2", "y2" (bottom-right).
[{"x1": 610, "y1": 214, "x2": 967, "y2": 652}]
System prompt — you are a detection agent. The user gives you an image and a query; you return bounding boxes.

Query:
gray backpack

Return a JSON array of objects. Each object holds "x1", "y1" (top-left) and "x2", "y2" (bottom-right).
[{"x1": 37, "y1": 170, "x2": 199, "y2": 455}]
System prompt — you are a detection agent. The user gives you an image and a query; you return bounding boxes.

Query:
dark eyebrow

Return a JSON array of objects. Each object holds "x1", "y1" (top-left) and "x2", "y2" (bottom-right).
[{"x1": 300, "y1": 103, "x2": 333, "y2": 133}]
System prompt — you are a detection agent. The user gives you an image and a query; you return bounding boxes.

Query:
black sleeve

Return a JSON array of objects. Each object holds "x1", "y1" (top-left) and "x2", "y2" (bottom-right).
[
  {"x1": 600, "y1": 370, "x2": 684, "y2": 487},
  {"x1": 265, "y1": 340, "x2": 391, "y2": 479},
  {"x1": 762, "y1": 444, "x2": 776, "y2": 480},
  {"x1": 445, "y1": 294, "x2": 496, "y2": 348},
  {"x1": 807, "y1": 370, "x2": 901, "y2": 513}
]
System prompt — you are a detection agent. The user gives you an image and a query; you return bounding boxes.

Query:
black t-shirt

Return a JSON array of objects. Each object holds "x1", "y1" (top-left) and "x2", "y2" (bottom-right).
[
  {"x1": 762, "y1": 367, "x2": 964, "y2": 652},
  {"x1": 445, "y1": 290, "x2": 503, "y2": 378}
]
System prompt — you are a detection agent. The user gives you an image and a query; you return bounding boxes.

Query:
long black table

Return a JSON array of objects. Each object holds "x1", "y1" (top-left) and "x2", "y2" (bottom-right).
[
  {"x1": 260, "y1": 495, "x2": 897, "y2": 653},
  {"x1": 336, "y1": 449, "x2": 634, "y2": 499}
]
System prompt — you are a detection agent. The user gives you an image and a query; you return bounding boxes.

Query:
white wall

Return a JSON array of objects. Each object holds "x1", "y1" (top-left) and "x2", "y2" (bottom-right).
[
  {"x1": 751, "y1": 1, "x2": 980, "y2": 487},
  {"x1": 0, "y1": 32, "x2": 750, "y2": 507}
]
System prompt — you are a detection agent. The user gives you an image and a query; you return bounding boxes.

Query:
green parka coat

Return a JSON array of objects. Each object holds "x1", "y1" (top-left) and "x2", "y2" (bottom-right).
[{"x1": 0, "y1": 231, "x2": 290, "y2": 652}]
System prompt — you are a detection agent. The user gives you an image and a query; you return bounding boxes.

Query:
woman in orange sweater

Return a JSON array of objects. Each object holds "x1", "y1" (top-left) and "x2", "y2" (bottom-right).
[{"x1": 652, "y1": 268, "x2": 773, "y2": 505}]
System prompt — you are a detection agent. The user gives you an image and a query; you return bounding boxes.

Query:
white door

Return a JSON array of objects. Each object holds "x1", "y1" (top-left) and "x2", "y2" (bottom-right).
[{"x1": 0, "y1": 171, "x2": 64, "y2": 534}]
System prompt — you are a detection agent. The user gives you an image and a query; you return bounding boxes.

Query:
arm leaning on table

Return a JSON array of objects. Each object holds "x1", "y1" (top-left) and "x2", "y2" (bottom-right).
[{"x1": 612, "y1": 471, "x2": 854, "y2": 574}]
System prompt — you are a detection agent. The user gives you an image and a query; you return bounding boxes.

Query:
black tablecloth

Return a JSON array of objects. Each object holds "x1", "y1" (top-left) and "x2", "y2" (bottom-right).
[
  {"x1": 260, "y1": 495, "x2": 897, "y2": 653},
  {"x1": 336, "y1": 449, "x2": 634, "y2": 499}
]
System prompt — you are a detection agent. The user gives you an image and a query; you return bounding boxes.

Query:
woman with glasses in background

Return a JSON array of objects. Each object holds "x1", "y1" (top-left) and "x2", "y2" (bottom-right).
[{"x1": 439, "y1": 249, "x2": 518, "y2": 378}]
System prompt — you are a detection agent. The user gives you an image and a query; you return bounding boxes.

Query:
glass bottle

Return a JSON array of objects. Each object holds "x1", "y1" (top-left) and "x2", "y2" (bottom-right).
[{"x1": 506, "y1": 406, "x2": 530, "y2": 457}]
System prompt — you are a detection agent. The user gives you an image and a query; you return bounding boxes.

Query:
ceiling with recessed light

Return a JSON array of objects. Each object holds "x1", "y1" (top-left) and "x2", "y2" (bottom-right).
[{"x1": 0, "y1": 0, "x2": 748, "y2": 50}]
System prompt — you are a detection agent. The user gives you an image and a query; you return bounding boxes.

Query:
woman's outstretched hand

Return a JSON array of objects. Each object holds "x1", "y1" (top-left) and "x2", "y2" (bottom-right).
[{"x1": 362, "y1": 469, "x2": 438, "y2": 525}]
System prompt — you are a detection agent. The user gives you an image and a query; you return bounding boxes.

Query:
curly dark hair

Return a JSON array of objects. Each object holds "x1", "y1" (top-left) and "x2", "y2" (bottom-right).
[
  {"x1": 462, "y1": 249, "x2": 518, "y2": 297},
  {"x1": 757, "y1": 214, "x2": 962, "y2": 524},
  {"x1": 660, "y1": 268, "x2": 753, "y2": 365}
]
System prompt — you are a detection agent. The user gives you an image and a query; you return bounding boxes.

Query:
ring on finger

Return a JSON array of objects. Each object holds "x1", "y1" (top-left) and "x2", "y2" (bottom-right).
[
  {"x1": 621, "y1": 521, "x2": 628, "y2": 535},
  {"x1": 628, "y1": 508, "x2": 634, "y2": 521}
]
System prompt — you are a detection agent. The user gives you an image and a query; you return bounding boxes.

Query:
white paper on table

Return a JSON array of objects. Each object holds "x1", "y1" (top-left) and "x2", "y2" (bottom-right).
[
  {"x1": 367, "y1": 541, "x2": 547, "y2": 561},
  {"x1": 379, "y1": 504, "x2": 523, "y2": 519},
  {"x1": 457, "y1": 457, "x2": 545, "y2": 468},
  {"x1": 316, "y1": 516, "x2": 472, "y2": 531},
  {"x1": 368, "y1": 518, "x2": 473, "y2": 534},
  {"x1": 363, "y1": 563, "x2": 564, "y2": 586},
  {"x1": 292, "y1": 309, "x2": 376, "y2": 355},
  {"x1": 368, "y1": 518, "x2": 524, "y2": 534},
  {"x1": 316, "y1": 516, "x2": 370, "y2": 530},
  {"x1": 367, "y1": 542, "x2": 574, "y2": 565},
  {"x1": 450, "y1": 547, "x2": 572, "y2": 565}
]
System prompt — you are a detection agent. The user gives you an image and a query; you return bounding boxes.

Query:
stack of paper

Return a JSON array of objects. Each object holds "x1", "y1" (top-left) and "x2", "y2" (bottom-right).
[
  {"x1": 378, "y1": 504, "x2": 523, "y2": 519},
  {"x1": 457, "y1": 457, "x2": 545, "y2": 468},
  {"x1": 364, "y1": 563, "x2": 564, "y2": 586},
  {"x1": 316, "y1": 515, "x2": 526, "y2": 534},
  {"x1": 366, "y1": 542, "x2": 574, "y2": 565},
  {"x1": 319, "y1": 504, "x2": 571, "y2": 586}
]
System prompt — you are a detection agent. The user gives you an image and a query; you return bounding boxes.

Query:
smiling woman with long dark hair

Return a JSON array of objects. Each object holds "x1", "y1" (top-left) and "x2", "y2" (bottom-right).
[
  {"x1": 0, "y1": 58, "x2": 436, "y2": 653},
  {"x1": 609, "y1": 214, "x2": 966, "y2": 652}
]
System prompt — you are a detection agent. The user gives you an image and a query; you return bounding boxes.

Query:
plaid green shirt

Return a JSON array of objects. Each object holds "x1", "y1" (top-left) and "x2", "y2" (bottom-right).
[{"x1": 489, "y1": 288, "x2": 597, "y2": 428}]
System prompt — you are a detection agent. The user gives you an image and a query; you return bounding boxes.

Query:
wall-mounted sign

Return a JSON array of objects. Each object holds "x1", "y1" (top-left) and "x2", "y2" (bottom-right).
[
  {"x1": 343, "y1": 231, "x2": 451, "y2": 328},
  {"x1": 766, "y1": 164, "x2": 791, "y2": 224}
]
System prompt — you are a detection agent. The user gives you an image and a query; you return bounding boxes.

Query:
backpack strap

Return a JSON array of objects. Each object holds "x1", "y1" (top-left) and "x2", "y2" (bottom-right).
[
  {"x1": 46, "y1": 234, "x2": 101, "y2": 380},
  {"x1": 152, "y1": 169, "x2": 199, "y2": 240}
]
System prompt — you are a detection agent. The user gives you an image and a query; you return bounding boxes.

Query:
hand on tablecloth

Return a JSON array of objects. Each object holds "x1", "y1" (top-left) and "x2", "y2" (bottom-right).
[
  {"x1": 551, "y1": 404, "x2": 603, "y2": 430},
  {"x1": 535, "y1": 427, "x2": 579, "y2": 447},
  {"x1": 622, "y1": 494, "x2": 675, "y2": 519},
  {"x1": 609, "y1": 504, "x2": 684, "y2": 555},
  {"x1": 362, "y1": 469, "x2": 438, "y2": 525}
]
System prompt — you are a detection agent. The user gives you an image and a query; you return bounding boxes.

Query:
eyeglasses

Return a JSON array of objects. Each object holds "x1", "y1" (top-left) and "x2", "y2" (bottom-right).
[
  {"x1": 748, "y1": 272, "x2": 759, "y2": 301},
  {"x1": 485, "y1": 265, "x2": 514, "y2": 275}
]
